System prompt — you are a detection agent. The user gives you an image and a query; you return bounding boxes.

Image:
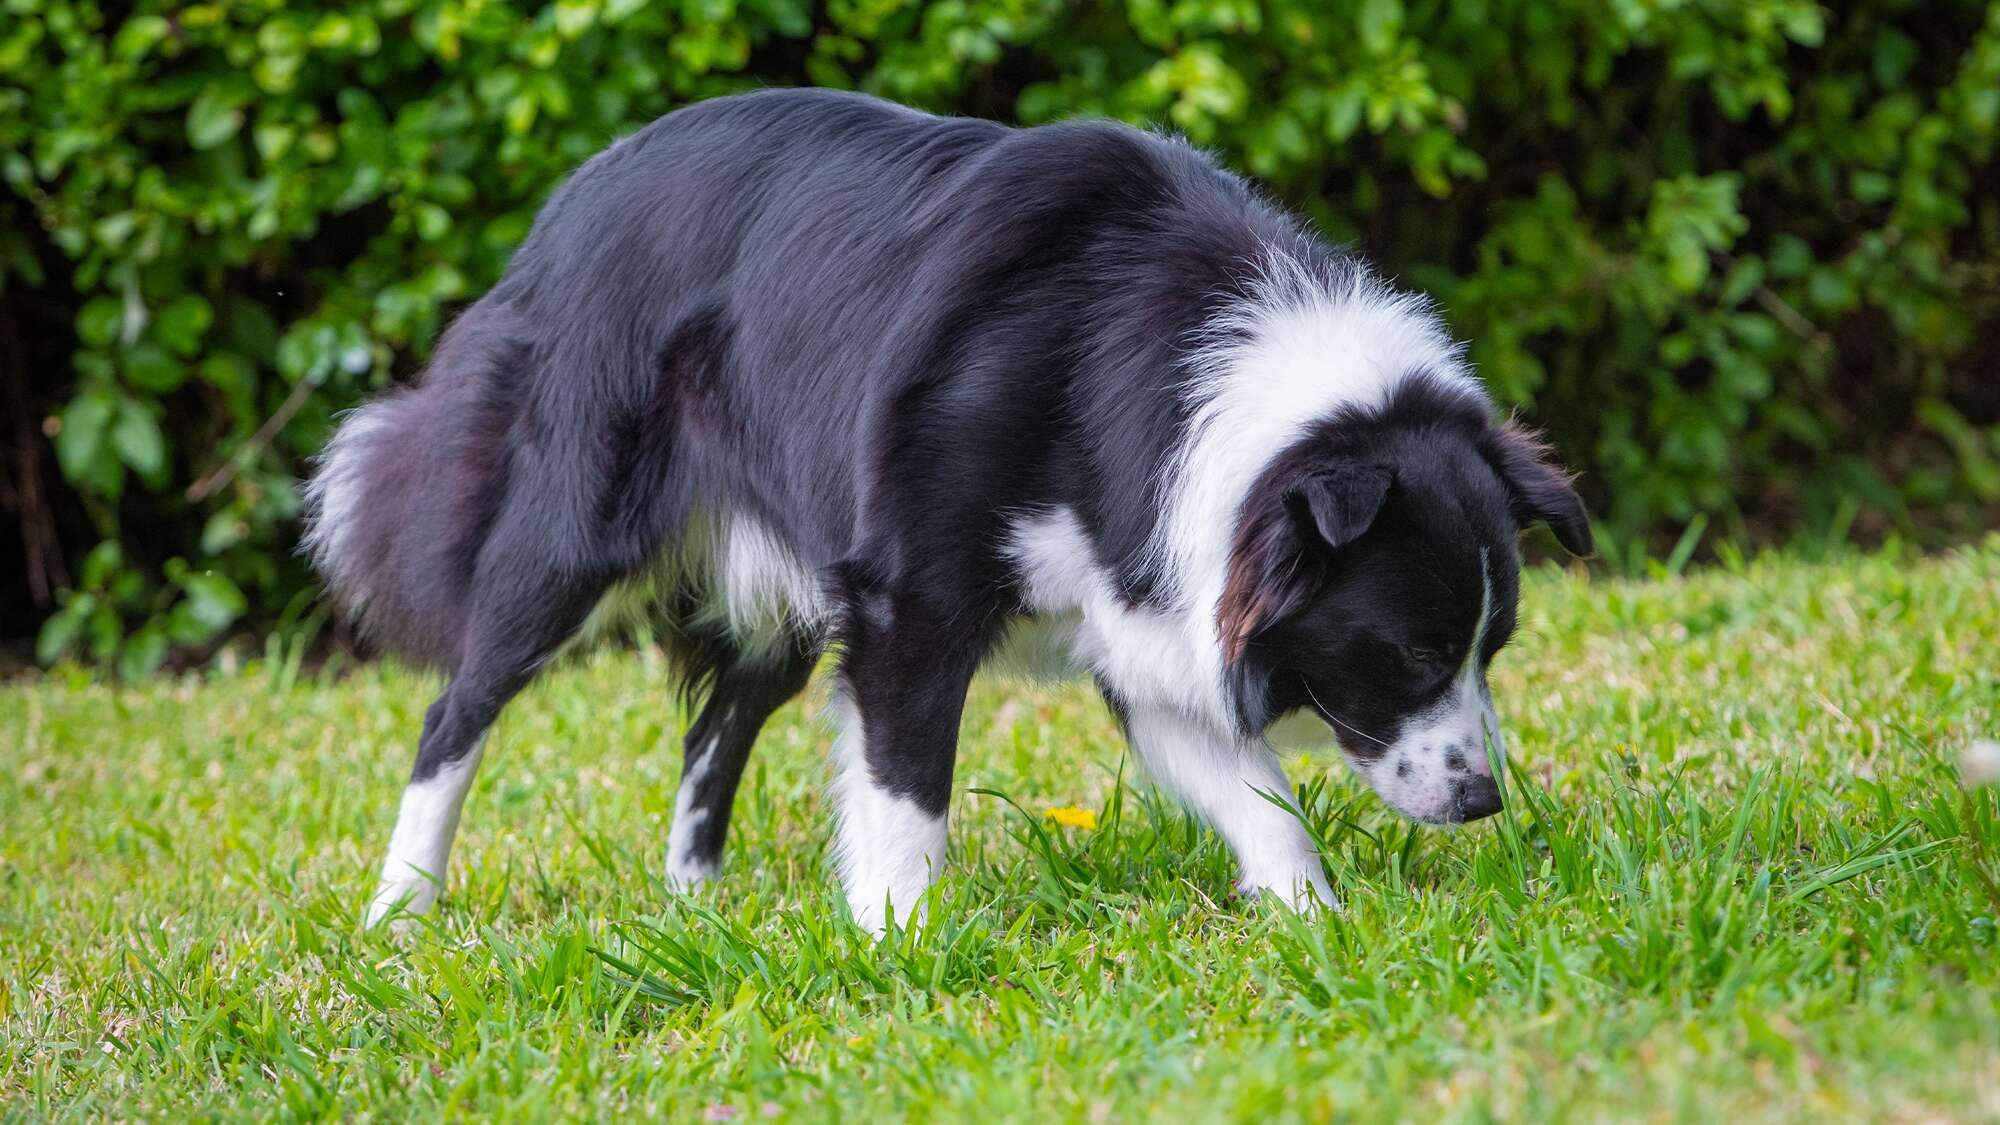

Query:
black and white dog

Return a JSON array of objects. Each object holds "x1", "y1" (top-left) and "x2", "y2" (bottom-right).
[{"x1": 306, "y1": 89, "x2": 1590, "y2": 933}]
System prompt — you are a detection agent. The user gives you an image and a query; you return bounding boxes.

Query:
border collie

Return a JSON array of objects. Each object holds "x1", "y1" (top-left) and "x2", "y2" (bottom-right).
[{"x1": 305, "y1": 88, "x2": 1591, "y2": 933}]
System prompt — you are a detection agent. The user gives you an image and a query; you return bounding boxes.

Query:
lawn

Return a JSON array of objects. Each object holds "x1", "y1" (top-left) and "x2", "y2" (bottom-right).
[{"x1": 4, "y1": 543, "x2": 1999, "y2": 1121}]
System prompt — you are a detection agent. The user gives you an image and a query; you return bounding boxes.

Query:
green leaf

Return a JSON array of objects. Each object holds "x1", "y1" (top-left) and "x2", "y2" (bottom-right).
[
  {"x1": 1806, "y1": 269, "x2": 1857, "y2": 314},
  {"x1": 254, "y1": 121, "x2": 296, "y2": 161},
  {"x1": 200, "y1": 509, "x2": 251, "y2": 555},
  {"x1": 198, "y1": 353, "x2": 255, "y2": 396},
  {"x1": 79, "y1": 541, "x2": 124, "y2": 590},
  {"x1": 111, "y1": 399, "x2": 166, "y2": 477},
  {"x1": 56, "y1": 391, "x2": 116, "y2": 484},
  {"x1": 217, "y1": 298, "x2": 280, "y2": 358},
  {"x1": 505, "y1": 91, "x2": 539, "y2": 135},
  {"x1": 1780, "y1": 3, "x2": 1825, "y2": 48},
  {"x1": 415, "y1": 203, "x2": 451, "y2": 241},
  {"x1": 275, "y1": 322, "x2": 339, "y2": 384},
  {"x1": 164, "y1": 603, "x2": 209, "y2": 646},
  {"x1": 182, "y1": 572, "x2": 248, "y2": 636},
  {"x1": 154, "y1": 295, "x2": 214, "y2": 357},
  {"x1": 117, "y1": 626, "x2": 170, "y2": 679},
  {"x1": 123, "y1": 344, "x2": 186, "y2": 393},
  {"x1": 77, "y1": 297, "x2": 124, "y2": 348},
  {"x1": 36, "y1": 601, "x2": 90, "y2": 665},
  {"x1": 1719, "y1": 257, "x2": 1763, "y2": 308},
  {"x1": 309, "y1": 12, "x2": 355, "y2": 48},
  {"x1": 1661, "y1": 331, "x2": 1699, "y2": 367},
  {"x1": 0, "y1": 227, "x2": 45, "y2": 287},
  {"x1": 1327, "y1": 88, "x2": 1364, "y2": 141},
  {"x1": 187, "y1": 88, "x2": 245, "y2": 150},
  {"x1": 93, "y1": 212, "x2": 138, "y2": 250},
  {"x1": 1356, "y1": 0, "x2": 1401, "y2": 56},
  {"x1": 743, "y1": 0, "x2": 811, "y2": 37},
  {"x1": 1664, "y1": 233, "x2": 1709, "y2": 293},
  {"x1": 111, "y1": 14, "x2": 173, "y2": 59},
  {"x1": 554, "y1": 0, "x2": 598, "y2": 38}
]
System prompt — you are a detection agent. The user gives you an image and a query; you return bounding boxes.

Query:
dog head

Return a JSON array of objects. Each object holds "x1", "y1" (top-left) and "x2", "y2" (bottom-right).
[{"x1": 1220, "y1": 376, "x2": 1591, "y2": 824}]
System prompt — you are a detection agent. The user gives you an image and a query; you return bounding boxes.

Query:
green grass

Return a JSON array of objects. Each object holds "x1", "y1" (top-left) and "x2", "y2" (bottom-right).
[{"x1": 5, "y1": 543, "x2": 2000, "y2": 1121}]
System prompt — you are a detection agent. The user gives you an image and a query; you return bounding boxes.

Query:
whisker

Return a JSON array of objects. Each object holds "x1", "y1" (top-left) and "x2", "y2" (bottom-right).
[{"x1": 1300, "y1": 681, "x2": 1390, "y2": 750}]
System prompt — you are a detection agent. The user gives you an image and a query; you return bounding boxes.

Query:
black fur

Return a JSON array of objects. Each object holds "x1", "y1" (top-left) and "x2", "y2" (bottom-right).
[
  {"x1": 309, "y1": 89, "x2": 1588, "y2": 892},
  {"x1": 1225, "y1": 376, "x2": 1536, "y2": 740},
  {"x1": 311, "y1": 90, "x2": 1317, "y2": 783}
]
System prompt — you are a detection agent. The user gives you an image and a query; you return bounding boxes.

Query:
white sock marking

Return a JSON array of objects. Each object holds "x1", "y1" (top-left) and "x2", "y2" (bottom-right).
[
  {"x1": 828, "y1": 695, "x2": 947, "y2": 936},
  {"x1": 665, "y1": 732, "x2": 722, "y2": 890},
  {"x1": 367, "y1": 737, "x2": 486, "y2": 926}
]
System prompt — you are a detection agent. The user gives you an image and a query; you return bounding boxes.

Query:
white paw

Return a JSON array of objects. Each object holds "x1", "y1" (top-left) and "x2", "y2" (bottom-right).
[
  {"x1": 365, "y1": 870, "x2": 441, "y2": 928},
  {"x1": 849, "y1": 892, "x2": 929, "y2": 939},
  {"x1": 664, "y1": 855, "x2": 716, "y2": 894},
  {"x1": 1239, "y1": 870, "x2": 1338, "y2": 915}
]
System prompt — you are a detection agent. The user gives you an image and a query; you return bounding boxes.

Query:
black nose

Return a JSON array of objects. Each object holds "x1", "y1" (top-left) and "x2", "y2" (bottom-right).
[{"x1": 1453, "y1": 775, "x2": 1504, "y2": 822}]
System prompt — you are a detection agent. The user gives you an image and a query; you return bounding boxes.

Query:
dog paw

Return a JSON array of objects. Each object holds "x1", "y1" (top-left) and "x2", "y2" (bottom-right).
[
  {"x1": 365, "y1": 873, "x2": 441, "y2": 929},
  {"x1": 1238, "y1": 871, "x2": 1338, "y2": 916},
  {"x1": 663, "y1": 856, "x2": 717, "y2": 894},
  {"x1": 847, "y1": 888, "x2": 936, "y2": 940}
]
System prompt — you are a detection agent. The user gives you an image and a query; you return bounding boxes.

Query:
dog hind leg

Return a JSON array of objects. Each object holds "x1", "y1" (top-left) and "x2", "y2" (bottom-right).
[
  {"x1": 366, "y1": 520, "x2": 617, "y2": 927},
  {"x1": 665, "y1": 632, "x2": 819, "y2": 888}
]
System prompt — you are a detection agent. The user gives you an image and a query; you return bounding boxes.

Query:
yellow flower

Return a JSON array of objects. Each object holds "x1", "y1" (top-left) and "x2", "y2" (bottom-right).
[{"x1": 1043, "y1": 805, "x2": 1098, "y2": 830}]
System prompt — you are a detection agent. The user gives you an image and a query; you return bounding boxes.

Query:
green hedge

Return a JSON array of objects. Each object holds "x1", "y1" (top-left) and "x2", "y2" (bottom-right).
[{"x1": 4, "y1": 0, "x2": 1998, "y2": 673}]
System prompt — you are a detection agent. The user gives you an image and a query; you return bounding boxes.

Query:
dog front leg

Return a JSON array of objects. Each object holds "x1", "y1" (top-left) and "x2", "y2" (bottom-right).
[
  {"x1": 829, "y1": 594, "x2": 981, "y2": 936},
  {"x1": 1119, "y1": 702, "x2": 1334, "y2": 912}
]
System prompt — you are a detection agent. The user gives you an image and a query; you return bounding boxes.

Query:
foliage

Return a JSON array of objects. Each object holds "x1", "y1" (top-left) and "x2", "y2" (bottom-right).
[
  {"x1": 5, "y1": 546, "x2": 2000, "y2": 1115},
  {"x1": 2, "y1": 0, "x2": 1997, "y2": 670}
]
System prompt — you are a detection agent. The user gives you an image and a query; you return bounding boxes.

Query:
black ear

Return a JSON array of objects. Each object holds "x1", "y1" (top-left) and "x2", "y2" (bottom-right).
[
  {"x1": 1482, "y1": 421, "x2": 1593, "y2": 557},
  {"x1": 1289, "y1": 462, "x2": 1393, "y2": 551},
  {"x1": 1217, "y1": 460, "x2": 1391, "y2": 667}
]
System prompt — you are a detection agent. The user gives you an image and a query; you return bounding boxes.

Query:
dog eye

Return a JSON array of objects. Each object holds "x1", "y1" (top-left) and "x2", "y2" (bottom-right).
[{"x1": 1398, "y1": 644, "x2": 1451, "y2": 668}]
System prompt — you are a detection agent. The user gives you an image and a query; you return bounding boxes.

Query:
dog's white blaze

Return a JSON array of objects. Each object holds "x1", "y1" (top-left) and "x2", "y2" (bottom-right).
[
  {"x1": 1123, "y1": 706, "x2": 1333, "y2": 911},
  {"x1": 828, "y1": 695, "x2": 947, "y2": 936},
  {"x1": 366, "y1": 736, "x2": 486, "y2": 925},
  {"x1": 664, "y1": 732, "x2": 720, "y2": 890},
  {"x1": 1355, "y1": 552, "x2": 1502, "y2": 821},
  {"x1": 1157, "y1": 251, "x2": 1472, "y2": 727}
]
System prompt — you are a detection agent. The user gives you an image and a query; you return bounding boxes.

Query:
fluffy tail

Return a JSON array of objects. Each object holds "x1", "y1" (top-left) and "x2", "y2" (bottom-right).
[{"x1": 302, "y1": 322, "x2": 519, "y2": 669}]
